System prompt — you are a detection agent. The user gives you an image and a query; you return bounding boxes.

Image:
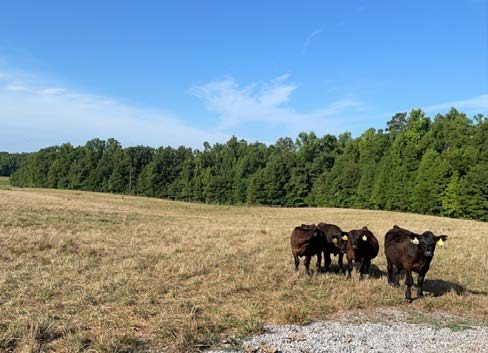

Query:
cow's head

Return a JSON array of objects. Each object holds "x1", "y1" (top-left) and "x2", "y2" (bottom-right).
[
  {"x1": 410, "y1": 231, "x2": 448, "y2": 257},
  {"x1": 348, "y1": 226, "x2": 372, "y2": 250},
  {"x1": 329, "y1": 231, "x2": 349, "y2": 253}
]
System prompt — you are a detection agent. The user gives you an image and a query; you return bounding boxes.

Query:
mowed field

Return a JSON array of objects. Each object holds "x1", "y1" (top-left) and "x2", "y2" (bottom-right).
[{"x1": 0, "y1": 188, "x2": 487, "y2": 352}]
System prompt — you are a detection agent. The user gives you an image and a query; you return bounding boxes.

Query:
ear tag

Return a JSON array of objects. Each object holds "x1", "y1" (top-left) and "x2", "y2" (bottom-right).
[
  {"x1": 411, "y1": 237, "x2": 420, "y2": 245},
  {"x1": 362, "y1": 235, "x2": 367, "y2": 241},
  {"x1": 342, "y1": 235, "x2": 348, "y2": 241},
  {"x1": 332, "y1": 238, "x2": 338, "y2": 244},
  {"x1": 437, "y1": 238, "x2": 444, "y2": 246}
]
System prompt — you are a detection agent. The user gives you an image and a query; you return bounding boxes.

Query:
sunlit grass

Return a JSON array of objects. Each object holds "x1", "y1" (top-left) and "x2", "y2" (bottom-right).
[
  {"x1": 0, "y1": 176, "x2": 9, "y2": 186},
  {"x1": 0, "y1": 188, "x2": 487, "y2": 352}
]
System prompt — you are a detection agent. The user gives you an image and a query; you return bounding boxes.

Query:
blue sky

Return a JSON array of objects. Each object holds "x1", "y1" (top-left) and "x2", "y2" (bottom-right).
[{"x1": 0, "y1": 0, "x2": 487, "y2": 152}]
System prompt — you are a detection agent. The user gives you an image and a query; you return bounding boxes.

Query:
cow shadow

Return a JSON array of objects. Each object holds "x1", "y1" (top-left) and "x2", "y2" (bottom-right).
[
  {"x1": 368, "y1": 264, "x2": 387, "y2": 279},
  {"x1": 423, "y1": 279, "x2": 466, "y2": 297},
  {"x1": 423, "y1": 279, "x2": 488, "y2": 297},
  {"x1": 325, "y1": 263, "x2": 386, "y2": 279}
]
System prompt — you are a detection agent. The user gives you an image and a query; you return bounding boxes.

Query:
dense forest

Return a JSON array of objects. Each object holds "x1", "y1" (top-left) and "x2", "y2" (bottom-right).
[
  {"x1": 0, "y1": 152, "x2": 26, "y2": 177},
  {"x1": 4, "y1": 108, "x2": 488, "y2": 221}
]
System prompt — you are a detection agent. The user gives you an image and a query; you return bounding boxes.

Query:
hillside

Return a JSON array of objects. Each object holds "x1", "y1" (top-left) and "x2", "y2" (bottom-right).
[
  {"x1": 8, "y1": 109, "x2": 488, "y2": 222},
  {"x1": 1, "y1": 188, "x2": 487, "y2": 352}
]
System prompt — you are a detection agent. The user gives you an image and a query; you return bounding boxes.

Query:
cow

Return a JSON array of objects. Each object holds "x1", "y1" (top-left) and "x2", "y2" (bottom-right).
[
  {"x1": 290, "y1": 224, "x2": 326, "y2": 275},
  {"x1": 317, "y1": 222, "x2": 349, "y2": 274},
  {"x1": 345, "y1": 226, "x2": 379, "y2": 279},
  {"x1": 384, "y1": 225, "x2": 448, "y2": 302}
]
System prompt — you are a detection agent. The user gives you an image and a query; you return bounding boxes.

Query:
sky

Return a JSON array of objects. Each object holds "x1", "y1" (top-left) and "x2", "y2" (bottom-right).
[{"x1": 0, "y1": 0, "x2": 487, "y2": 152}]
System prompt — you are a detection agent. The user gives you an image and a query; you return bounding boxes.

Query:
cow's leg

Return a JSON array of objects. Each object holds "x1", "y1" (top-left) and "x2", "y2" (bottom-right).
[
  {"x1": 316, "y1": 252, "x2": 322, "y2": 273},
  {"x1": 387, "y1": 259, "x2": 396, "y2": 286},
  {"x1": 405, "y1": 269, "x2": 414, "y2": 303},
  {"x1": 359, "y1": 258, "x2": 367, "y2": 280},
  {"x1": 417, "y1": 264, "x2": 430, "y2": 298},
  {"x1": 293, "y1": 254, "x2": 300, "y2": 272},
  {"x1": 365, "y1": 259, "x2": 371, "y2": 277},
  {"x1": 304, "y1": 256, "x2": 311, "y2": 276},
  {"x1": 324, "y1": 252, "x2": 331, "y2": 273},
  {"x1": 346, "y1": 257, "x2": 353, "y2": 279},
  {"x1": 338, "y1": 253, "x2": 345, "y2": 275}
]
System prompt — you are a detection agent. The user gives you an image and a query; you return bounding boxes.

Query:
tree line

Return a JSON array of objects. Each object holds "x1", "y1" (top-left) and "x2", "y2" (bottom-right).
[
  {"x1": 0, "y1": 152, "x2": 26, "y2": 177},
  {"x1": 5, "y1": 108, "x2": 488, "y2": 221}
]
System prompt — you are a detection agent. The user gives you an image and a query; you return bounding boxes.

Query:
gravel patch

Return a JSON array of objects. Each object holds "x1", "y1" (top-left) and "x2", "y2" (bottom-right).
[{"x1": 208, "y1": 311, "x2": 488, "y2": 353}]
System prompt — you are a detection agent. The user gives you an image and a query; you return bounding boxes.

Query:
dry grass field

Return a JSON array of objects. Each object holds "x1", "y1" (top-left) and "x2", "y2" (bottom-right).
[{"x1": 0, "y1": 188, "x2": 487, "y2": 352}]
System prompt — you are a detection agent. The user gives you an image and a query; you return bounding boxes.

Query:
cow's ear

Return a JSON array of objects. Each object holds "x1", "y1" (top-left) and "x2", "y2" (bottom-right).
[
  {"x1": 331, "y1": 235, "x2": 339, "y2": 244},
  {"x1": 362, "y1": 226, "x2": 368, "y2": 230},
  {"x1": 341, "y1": 231, "x2": 349, "y2": 241},
  {"x1": 409, "y1": 234, "x2": 420, "y2": 245},
  {"x1": 436, "y1": 235, "x2": 448, "y2": 245}
]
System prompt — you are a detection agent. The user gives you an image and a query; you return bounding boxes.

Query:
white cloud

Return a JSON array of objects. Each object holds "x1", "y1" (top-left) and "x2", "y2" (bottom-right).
[
  {"x1": 422, "y1": 94, "x2": 488, "y2": 114},
  {"x1": 190, "y1": 76, "x2": 364, "y2": 133},
  {"x1": 6, "y1": 82, "x2": 29, "y2": 92},
  {"x1": 39, "y1": 87, "x2": 66, "y2": 95},
  {"x1": 0, "y1": 70, "x2": 228, "y2": 152},
  {"x1": 302, "y1": 28, "x2": 322, "y2": 53}
]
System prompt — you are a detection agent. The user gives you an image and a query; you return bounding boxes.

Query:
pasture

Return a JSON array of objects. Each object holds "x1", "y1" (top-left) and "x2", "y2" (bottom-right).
[
  {"x1": 0, "y1": 176, "x2": 10, "y2": 186},
  {"x1": 0, "y1": 188, "x2": 487, "y2": 352}
]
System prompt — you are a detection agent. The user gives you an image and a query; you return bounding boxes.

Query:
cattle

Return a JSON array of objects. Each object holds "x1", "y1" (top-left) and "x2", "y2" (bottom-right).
[
  {"x1": 317, "y1": 222, "x2": 349, "y2": 274},
  {"x1": 290, "y1": 224, "x2": 326, "y2": 275},
  {"x1": 345, "y1": 226, "x2": 379, "y2": 279},
  {"x1": 384, "y1": 225, "x2": 448, "y2": 302}
]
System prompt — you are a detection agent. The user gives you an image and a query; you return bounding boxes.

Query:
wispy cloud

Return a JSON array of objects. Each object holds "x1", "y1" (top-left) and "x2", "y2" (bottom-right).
[
  {"x1": 302, "y1": 28, "x2": 322, "y2": 53},
  {"x1": 190, "y1": 75, "x2": 364, "y2": 134},
  {"x1": 422, "y1": 94, "x2": 488, "y2": 114},
  {"x1": 0, "y1": 69, "x2": 227, "y2": 152}
]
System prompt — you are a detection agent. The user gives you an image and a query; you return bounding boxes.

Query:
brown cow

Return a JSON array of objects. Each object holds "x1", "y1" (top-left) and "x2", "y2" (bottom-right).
[
  {"x1": 384, "y1": 225, "x2": 448, "y2": 302},
  {"x1": 317, "y1": 222, "x2": 349, "y2": 274},
  {"x1": 290, "y1": 224, "x2": 326, "y2": 275},
  {"x1": 345, "y1": 226, "x2": 379, "y2": 279}
]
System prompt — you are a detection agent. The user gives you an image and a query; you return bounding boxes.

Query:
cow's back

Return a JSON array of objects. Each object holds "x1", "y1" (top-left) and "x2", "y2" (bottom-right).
[
  {"x1": 384, "y1": 226, "x2": 411, "y2": 266},
  {"x1": 290, "y1": 226, "x2": 323, "y2": 257},
  {"x1": 317, "y1": 223, "x2": 342, "y2": 246},
  {"x1": 317, "y1": 223, "x2": 341, "y2": 238}
]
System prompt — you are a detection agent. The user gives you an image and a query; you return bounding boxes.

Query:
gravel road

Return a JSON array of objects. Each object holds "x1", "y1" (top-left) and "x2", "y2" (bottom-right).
[{"x1": 208, "y1": 310, "x2": 488, "y2": 353}]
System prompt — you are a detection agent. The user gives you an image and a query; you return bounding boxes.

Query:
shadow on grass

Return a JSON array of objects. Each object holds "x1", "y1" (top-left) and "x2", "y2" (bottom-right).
[
  {"x1": 423, "y1": 279, "x2": 488, "y2": 297},
  {"x1": 368, "y1": 264, "x2": 386, "y2": 279},
  {"x1": 423, "y1": 279, "x2": 466, "y2": 296},
  {"x1": 323, "y1": 263, "x2": 386, "y2": 279}
]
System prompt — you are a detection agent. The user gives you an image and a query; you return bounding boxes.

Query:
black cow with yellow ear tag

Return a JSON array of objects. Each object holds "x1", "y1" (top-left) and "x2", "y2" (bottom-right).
[
  {"x1": 345, "y1": 226, "x2": 379, "y2": 279},
  {"x1": 385, "y1": 225, "x2": 448, "y2": 302}
]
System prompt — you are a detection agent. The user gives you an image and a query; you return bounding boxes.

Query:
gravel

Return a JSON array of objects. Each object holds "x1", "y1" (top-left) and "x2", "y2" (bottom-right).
[{"x1": 207, "y1": 311, "x2": 488, "y2": 353}]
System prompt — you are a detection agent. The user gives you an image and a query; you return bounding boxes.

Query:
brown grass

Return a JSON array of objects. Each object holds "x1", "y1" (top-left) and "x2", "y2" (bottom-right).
[{"x1": 0, "y1": 188, "x2": 487, "y2": 352}]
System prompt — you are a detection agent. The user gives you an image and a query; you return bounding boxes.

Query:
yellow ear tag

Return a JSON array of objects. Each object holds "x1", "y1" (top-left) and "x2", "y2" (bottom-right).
[
  {"x1": 362, "y1": 235, "x2": 367, "y2": 241},
  {"x1": 342, "y1": 235, "x2": 348, "y2": 241},
  {"x1": 437, "y1": 238, "x2": 444, "y2": 246},
  {"x1": 332, "y1": 238, "x2": 338, "y2": 244},
  {"x1": 411, "y1": 237, "x2": 420, "y2": 245}
]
